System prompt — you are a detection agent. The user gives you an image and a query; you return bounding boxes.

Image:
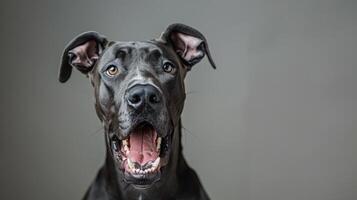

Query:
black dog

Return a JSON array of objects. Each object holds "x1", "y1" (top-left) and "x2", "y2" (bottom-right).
[{"x1": 59, "y1": 23, "x2": 216, "y2": 200}]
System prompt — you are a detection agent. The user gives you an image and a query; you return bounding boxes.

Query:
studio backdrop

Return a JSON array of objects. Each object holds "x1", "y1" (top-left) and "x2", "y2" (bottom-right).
[{"x1": 0, "y1": 0, "x2": 356, "y2": 199}]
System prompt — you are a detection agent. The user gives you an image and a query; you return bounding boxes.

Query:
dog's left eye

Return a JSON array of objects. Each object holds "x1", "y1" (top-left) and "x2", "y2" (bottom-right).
[
  {"x1": 162, "y1": 62, "x2": 175, "y2": 74},
  {"x1": 105, "y1": 65, "x2": 119, "y2": 77}
]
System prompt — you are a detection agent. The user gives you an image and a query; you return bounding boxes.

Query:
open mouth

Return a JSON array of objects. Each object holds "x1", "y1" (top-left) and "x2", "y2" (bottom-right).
[{"x1": 111, "y1": 122, "x2": 170, "y2": 186}]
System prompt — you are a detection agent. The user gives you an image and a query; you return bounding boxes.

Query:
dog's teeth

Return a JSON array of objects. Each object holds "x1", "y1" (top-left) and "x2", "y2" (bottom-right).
[
  {"x1": 122, "y1": 139, "x2": 129, "y2": 146},
  {"x1": 156, "y1": 137, "x2": 162, "y2": 152},
  {"x1": 127, "y1": 158, "x2": 135, "y2": 170},
  {"x1": 122, "y1": 139, "x2": 130, "y2": 153},
  {"x1": 123, "y1": 146, "x2": 129, "y2": 153},
  {"x1": 152, "y1": 157, "x2": 160, "y2": 168}
]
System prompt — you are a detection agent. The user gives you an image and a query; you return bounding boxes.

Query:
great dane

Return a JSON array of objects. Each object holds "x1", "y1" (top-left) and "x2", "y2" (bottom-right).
[{"x1": 59, "y1": 23, "x2": 216, "y2": 200}]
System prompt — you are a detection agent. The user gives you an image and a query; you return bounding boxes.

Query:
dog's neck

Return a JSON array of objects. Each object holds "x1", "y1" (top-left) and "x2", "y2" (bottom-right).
[{"x1": 102, "y1": 119, "x2": 186, "y2": 200}]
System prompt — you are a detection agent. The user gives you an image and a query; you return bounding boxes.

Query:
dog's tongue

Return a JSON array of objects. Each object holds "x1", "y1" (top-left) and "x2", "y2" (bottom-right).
[{"x1": 128, "y1": 126, "x2": 158, "y2": 165}]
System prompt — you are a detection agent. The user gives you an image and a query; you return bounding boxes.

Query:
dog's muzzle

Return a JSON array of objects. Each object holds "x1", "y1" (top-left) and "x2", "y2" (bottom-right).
[{"x1": 111, "y1": 84, "x2": 172, "y2": 186}]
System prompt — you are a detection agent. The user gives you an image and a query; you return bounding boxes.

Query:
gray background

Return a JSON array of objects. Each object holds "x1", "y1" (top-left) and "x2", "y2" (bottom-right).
[{"x1": 0, "y1": 0, "x2": 356, "y2": 199}]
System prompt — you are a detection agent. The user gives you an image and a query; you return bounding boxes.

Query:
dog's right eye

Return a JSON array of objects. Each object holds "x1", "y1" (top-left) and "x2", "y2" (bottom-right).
[
  {"x1": 162, "y1": 62, "x2": 176, "y2": 74},
  {"x1": 105, "y1": 65, "x2": 119, "y2": 77}
]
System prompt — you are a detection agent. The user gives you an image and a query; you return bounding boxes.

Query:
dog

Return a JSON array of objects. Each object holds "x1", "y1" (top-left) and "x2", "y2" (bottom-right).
[{"x1": 59, "y1": 23, "x2": 216, "y2": 200}]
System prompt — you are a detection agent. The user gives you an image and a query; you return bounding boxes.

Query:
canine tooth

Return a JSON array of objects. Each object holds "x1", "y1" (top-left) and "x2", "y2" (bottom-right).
[
  {"x1": 152, "y1": 157, "x2": 160, "y2": 168},
  {"x1": 123, "y1": 145, "x2": 129, "y2": 153},
  {"x1": 156, "y1": 137, "x2": 162, "y2": 151},
  {"x1": 127, "y1": 159, "x2": 135, "y2": 170},
  {"x1": 122, "y1": 139, "x2": 130, "y2": 153}
]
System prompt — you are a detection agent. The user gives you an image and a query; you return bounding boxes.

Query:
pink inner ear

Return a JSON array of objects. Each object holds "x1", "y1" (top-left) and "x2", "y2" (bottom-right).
[
  {"x1": 171, "y1": 32, "x2": 203, "y2": 62},
  {"x1": 69, "y1": 40, "x2": 99, "y2": 68}
]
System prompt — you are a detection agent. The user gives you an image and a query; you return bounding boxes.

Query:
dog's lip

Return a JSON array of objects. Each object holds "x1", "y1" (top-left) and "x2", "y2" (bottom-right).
[
  {"x1": 123, "y1": 169, "x2": 161, "y2": 186},
  {"x1": 118, "y1": 120, "x2": 167, "y2": 140}
]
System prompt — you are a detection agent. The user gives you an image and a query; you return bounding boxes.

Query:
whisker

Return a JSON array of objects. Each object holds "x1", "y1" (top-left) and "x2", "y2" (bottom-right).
[
  {"x1": 186, "y1": 90, "x2": 200, "y2": 96},
  {"x1": 181, "y1": 125, "x2": 194, "y2": 136},
  {"x1": 89, "y1": 126, "x2": 104, "y2": 136}
]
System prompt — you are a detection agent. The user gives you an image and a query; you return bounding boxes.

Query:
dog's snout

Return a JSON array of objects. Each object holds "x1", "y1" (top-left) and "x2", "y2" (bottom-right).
[{"x1": 127, "y1": 85, "x2": 162, "y2": 110}]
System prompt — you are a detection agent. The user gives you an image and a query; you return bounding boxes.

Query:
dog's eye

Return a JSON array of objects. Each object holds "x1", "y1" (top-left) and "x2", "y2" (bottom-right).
[
  {"x1": 106, "y1": 65, "x2": 119, "y2": 77},
  {"x1": 162, "y1": 62, "x2": 175, "y2": 74}
]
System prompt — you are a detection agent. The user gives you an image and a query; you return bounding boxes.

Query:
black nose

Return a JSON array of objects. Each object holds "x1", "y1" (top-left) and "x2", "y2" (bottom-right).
[{"x1": 126, "y1": 85, "x2": 162, "y2": 110}]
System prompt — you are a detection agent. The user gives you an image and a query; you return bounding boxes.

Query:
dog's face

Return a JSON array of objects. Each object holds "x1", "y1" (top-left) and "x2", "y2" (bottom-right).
[{"x1": 59, "y1": 24, "x2": 215, "y2": 188}]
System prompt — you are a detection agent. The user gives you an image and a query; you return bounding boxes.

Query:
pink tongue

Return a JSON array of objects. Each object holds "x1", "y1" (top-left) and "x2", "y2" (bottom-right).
[{"x1": 128, "y1": 127, "x2": 158, "y2": 165}]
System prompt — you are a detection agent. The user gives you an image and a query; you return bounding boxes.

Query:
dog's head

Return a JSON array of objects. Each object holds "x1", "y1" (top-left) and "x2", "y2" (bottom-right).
[{"x1": 59, "y1": 24, "x2": 215, "y2": 188}]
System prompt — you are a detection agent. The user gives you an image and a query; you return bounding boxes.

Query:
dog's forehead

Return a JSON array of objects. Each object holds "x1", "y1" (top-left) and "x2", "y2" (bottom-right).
[
  {"x1": 97, "y1": 40, "x2": 179, "y2": 72},
  {"x1": 103, "y1": 41, "x2": 165, "y2": 57}
]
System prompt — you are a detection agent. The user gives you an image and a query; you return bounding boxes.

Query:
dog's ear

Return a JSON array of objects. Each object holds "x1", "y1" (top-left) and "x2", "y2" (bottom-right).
[
  {"x1": 59, "y1": 32, "x2": 108, "y2": 83},
  {"x1": 159, "y1": 23, "x2": 216, "y2": 70}
]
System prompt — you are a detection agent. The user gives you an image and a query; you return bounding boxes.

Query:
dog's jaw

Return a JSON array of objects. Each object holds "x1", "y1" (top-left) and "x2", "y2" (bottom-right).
[
  {"x1": 104, "y1": 122, "x2": 182, "y2": 199},
  {"x1": 109, "y1": 122, "x2": 173, "y2": 186}
]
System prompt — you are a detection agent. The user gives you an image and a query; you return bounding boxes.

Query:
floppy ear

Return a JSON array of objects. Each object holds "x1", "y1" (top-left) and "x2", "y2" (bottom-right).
[
  {"x1": 160, "y1": 23, "x2": 216, "y2": 70},
  {"x1": 59, "y1": 32, "x2": 108, "y2": 83}
]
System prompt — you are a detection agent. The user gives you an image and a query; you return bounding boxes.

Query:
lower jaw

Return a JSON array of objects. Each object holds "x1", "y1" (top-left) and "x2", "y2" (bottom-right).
[
  {"x1": 111, "y1": 146, "x2": 171, "y2": 186},
  {"x1": 123, "y1": 169, "x2": 162, "y2": 186},
  {"x1": 113, "y1": 154, "x2": 170, "y2": 185}
]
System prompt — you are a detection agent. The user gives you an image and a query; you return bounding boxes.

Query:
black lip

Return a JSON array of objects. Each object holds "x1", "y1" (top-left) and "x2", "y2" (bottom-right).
[
  {"x1": 120, "y1": 119, "x2": 164, "y2": 140},
  {"x1": 124, "y1": 170, "x2": 161, "y2": 186}
]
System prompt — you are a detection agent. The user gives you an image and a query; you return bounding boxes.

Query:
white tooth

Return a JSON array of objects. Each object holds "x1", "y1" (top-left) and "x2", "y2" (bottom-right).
[
  {"x1": 127, "y1": 159, "x2": 135, "y2": 170},
  {"x1": 135, "y1": 169, "x2": 140, "y2": 173},
  {"x1": 123, "y1": 145, "x2": 129, "y2": 153},
  {"x1": 123, "y1": 139, "x2": 129, "y2": 146},
  {"x1": 156, "y1": 137, "x2": 162, "y2": 151},
  {"x1": 152, "y1": 157, "x2": 160, "y2": 168},
  {"x1": 122, "y1": 139, "x2": 130, "y2": 153}
]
